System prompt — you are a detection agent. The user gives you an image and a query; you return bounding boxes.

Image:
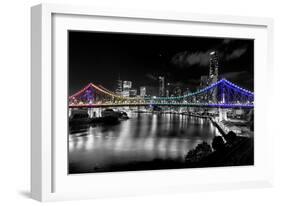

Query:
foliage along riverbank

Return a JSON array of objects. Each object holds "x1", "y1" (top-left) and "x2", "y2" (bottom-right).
[{"x1": 184, "y1": 131, "x2": 254, "y2": 168}]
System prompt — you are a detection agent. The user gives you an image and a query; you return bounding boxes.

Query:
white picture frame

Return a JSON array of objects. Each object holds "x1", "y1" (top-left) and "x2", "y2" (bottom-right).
[{"x1": 31, "y1": 3, "x2": 274, "y2": 202}]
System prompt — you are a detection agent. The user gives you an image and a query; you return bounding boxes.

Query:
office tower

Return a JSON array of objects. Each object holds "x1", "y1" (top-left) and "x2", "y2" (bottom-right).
[
  {"x1": 115, "y1": 80, "x2": 123, "y2": 95},
  {"x1": 209, "y1": 51, "x2": 219, "y2": 102},
  {"x1": 140, "y1": 86, "x2": 146, "y2": 97},
  {"x1": 129, "y1": 89, "x2": 137, "y2": 97},
  {"x1": 166, "y1": 89, "x2": 169, "y2": 97},
  {"x1": 158, "y1": 76, "x2": 165, "y2": 97},
  {"x1": 173, "y1": 86, "x2": 182, "y2": 97},
  {"x1": 122, "y1": 81, "x2": 132, "y2": 97},
  {"x1": 209, "y1": 51, "x2": 219, "y2": 84},
  {"x1": 200, "y1": 75, "x2": 209, "y2": 89},
  {"x1": 115, "y1": 74, "x2": 123, "y2": 95},
  {"x1": 183, "y1": 88, "x2": 190, "y2": 96}
]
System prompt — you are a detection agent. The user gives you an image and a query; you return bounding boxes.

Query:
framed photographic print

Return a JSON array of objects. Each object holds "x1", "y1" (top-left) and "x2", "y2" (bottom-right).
[{"x1": 31, "y1": 3, "x2": 274, "y2": 201}]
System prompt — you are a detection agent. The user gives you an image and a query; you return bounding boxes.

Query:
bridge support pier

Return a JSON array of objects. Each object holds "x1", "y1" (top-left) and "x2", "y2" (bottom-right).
[
  {"x1": 88, "y1": 108, "x2": 96, "y2": 118},
  {"x1": 87, "y1": 108, "x2": 102, "y2": 118},
  {"x1": 69, "y1": 108, "x2": 73, "y2": 117},
  {"x1": 96, "y1": 108, "x2": 102, "y2": 117}
]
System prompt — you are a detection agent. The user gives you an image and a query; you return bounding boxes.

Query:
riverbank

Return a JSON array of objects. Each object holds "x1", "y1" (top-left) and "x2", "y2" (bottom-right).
[
  {"x1": 219, "y1": 119, "x2": 253, "y2": 137},
  {"x1": 210, "y1": 117, "x2": 253, "y2": 138},
  {"x1": 184, "y1": 115, "x2": 254, "y2": 168},
  {"x1": 184, "y1": 135, "x2": 254, "y2": 168}
]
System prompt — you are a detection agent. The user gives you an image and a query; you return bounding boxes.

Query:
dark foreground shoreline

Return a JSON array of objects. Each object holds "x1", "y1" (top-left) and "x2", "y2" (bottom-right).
[{"x1": 69, "y1": 135, "x2": 253, "y2": 174}]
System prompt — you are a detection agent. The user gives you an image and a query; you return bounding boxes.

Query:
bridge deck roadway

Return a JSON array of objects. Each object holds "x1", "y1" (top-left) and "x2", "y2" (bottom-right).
[{"x1": 69, "y1": 103, "x2": 254, "y2": 109}]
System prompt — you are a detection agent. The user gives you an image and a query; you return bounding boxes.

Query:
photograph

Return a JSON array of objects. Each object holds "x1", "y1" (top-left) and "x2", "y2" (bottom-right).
[{"x1": 68, "y1": 31, "x2": 254, "y2": 174}]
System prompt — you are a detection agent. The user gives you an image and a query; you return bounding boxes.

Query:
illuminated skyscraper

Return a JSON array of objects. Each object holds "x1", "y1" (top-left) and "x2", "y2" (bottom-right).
[
  {"x1": 209, "y1": 51, "x2": 219, "y2": 102},
  {"x1": 140, "y1": 87, "x2": 146, "y2": 97},
  {"x1": 122, "y1": 81, "x2": 132, "y2": 97},
  {"x1": 115, "y1": 78, "x2": 123, "y2": 96},
  {"x1": 200, "y1": 75, "x2": 208, "y2": 89},
  {"x1": 183, "y1": 88, "x2": 190, "y2": 96},
  {"x1": 209, "y1": 51, "x2": 219, "y2": 84},
  {"x1": 173, "y1": 86, "x2": 182, "y2": 97},
  {"x1": 166, "y1": 89, "x2": 170, "y2": 97},
  {"x1": 123, "y1": 81, "x2": 132, "y2": 90},
  {"x1": 129, "y1": 89, "x2": 137, "y2": 97},
  {"x1": 158, "y1": 76, "x2": 165, "y2": 97}
]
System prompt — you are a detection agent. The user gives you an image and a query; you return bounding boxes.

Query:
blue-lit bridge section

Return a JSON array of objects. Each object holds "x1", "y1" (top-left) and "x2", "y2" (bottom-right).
[{"x1": 69, "y1": 79, "x2": 254, "y2": 109}]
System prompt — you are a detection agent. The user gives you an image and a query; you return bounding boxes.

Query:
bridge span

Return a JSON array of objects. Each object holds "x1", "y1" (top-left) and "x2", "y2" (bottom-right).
[
  {"x1": 69, "y1": 103, "x2": 253, "y2": 109},
  {"x1": 69, "y1": 79, "x2": 254, "y2": 109}
]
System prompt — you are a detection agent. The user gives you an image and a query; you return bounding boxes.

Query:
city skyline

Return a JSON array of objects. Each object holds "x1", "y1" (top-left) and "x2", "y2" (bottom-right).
[{"x1": 68, "y1": 31, "x2": 254, "y2": 96}]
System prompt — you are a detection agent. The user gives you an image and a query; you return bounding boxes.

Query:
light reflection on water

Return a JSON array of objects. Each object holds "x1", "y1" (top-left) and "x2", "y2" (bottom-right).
[{"x1": 69, "y1": 113, "x2": 219, "y2": 173}]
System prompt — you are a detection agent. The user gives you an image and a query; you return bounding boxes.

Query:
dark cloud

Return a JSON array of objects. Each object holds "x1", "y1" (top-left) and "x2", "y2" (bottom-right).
[
  {"x1": 170, "y1": 43, "x2": 249, "y2": 70},
  {"x1": 170, "y1": 50, "x2": 210, "y2": 68},
  {"x1": 145, "y1": 73, "x2": 158, "y2": 81},
  {"x1": 225, "y1": 47, "x2": 248, "y2": 61}
]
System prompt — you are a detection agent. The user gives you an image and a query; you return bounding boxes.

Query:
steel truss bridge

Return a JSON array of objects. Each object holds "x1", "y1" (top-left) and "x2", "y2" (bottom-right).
[{"x1": 69, "y1": 79, "x2": 254, "y2": 109}]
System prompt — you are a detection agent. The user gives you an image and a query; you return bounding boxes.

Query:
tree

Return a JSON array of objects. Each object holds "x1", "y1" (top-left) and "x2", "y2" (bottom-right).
[
  {"x1": 197, "y1": 141, "x2": 212, "y2": 153},
  {"x1": 212, "y1": 136, "x2": 225, "y2": 151},
  {"x1": 185, "y1": 141, "x2": 212, "y2": 162},
  {"x1": 225, "y1": 131, "x2": 237, "y2": 145}
]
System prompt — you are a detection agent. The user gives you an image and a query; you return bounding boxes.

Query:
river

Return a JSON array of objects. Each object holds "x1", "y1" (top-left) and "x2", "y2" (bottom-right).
[{"x1": 68, "y1": 113, "x2": 219, "y2": 174}]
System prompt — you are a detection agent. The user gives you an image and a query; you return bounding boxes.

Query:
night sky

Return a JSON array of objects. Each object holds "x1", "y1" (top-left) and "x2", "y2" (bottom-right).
[{"x1": 68, "y1": 31, "x2": 254, "y2": 95}]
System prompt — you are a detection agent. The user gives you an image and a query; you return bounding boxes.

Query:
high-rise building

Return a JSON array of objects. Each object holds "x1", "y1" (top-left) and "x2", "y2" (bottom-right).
[
  {"x1": 183, "y1": 88, "x2": 190, "y2": 96},
  {"x1": 115, "y1": 79, "x2": 123, "y2": 95},
  {"x1": 129, "y1": 89, "x2": 137, "y2": 97},
  {"x1": 122, "y1": 81, "x2": 132, "y2": 97},
  {"x1": 122, "y1": 91, "x2": 130, "y2": 97},
  {"x1": 166, "y1": 82, "x2": 171, "y2": 97},
  {"x1": 158, "y1": 76, "x2": 165, "y2": 97},
  {"x1": 209, "y1": 51, "x2": 219, "y2": 102},
  {"x1": 200, "y1": 75, "x2": 209, "y2": 89},
  {"x1": 209, "y1": 51, "x2": 219, "y2": 84},
  {"x1": 173, "y1": 86, "x2": 182, "y2": 97},
  {"x1": 166, "y1": 89, "x2": 170, "y2": 97},
  {"x1": 145, "y1": 86, "x2": 158, "y2": 97},
  {"x1": 123, "y1": 81, "x2": 132, "y2": 90},
  {"x1": 140, "y1": 87, "x2": 146, "y2": 97}
]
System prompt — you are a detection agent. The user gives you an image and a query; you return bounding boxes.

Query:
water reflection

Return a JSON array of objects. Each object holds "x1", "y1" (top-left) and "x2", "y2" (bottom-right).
[{"x1": 69, "y1": 113, "x2": 218, "y2": 173}]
